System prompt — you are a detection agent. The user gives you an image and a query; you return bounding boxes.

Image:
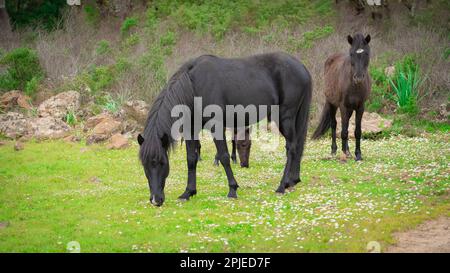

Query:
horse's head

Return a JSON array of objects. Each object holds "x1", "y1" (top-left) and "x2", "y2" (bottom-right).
[
  {"x1": 347, "y1": 33, "x2": 371, "y2": 85},
  {"x1": 237, "y1": 139, "x2": 251, "y2": 168},
  {"x1": 138, "y1": 133, "x2": 170, "y2": 207}
]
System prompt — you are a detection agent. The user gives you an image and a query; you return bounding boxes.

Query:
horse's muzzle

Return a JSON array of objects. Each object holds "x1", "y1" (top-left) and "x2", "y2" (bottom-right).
[{"x1": 150, "y1": 195, "x2": 164, "y2": 207}]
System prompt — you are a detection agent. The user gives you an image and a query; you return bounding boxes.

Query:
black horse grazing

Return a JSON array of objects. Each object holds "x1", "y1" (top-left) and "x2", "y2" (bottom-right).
[
  {"x1": 213, "y1": 127, "x2": 251, "y2": 168},
  {"x1": 138, "y1": 52, "x2": 312, "y2": 206},
  {"x1": 312, "y1": 33, "x2": 371, "y2": 161}
]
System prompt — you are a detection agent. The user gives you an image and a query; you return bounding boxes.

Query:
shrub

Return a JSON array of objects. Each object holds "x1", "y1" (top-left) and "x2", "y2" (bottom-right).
[
  {"x1": 121, "y1": 17, "x2": 139, "y2": 35},
  {"x1": 102, "y1": 94, "x2": 121, "y2": 113},
  {"x1": 389, "y1": 57, "x2": 424, "y2": 115},
  {"x1": 85, "y1": 65, "x2": 115, "y2": 94},
  {"x1": 6, "y1": 0, "x2": 66, "y2": 30},
  {"x1": 84, "y1": 4, "x2": 100, "y2": 26},
  {"x1": 367, "y1": 65, "x2": 391, "y2": 112},
  {"x1": 96, "y1": 40, "x2": 111, "y2": 55},
  {"x1": 0, "y1": 47, "x2": 44, "y2": 92},
  {"x1": 24, "y1": 76, "x2": 41, "y2": 97}
]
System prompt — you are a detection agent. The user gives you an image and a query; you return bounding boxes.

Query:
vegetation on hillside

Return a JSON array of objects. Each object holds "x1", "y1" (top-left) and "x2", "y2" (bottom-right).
[{"x1": 1, "y1": 1, "x2": 447, "y2": 126}]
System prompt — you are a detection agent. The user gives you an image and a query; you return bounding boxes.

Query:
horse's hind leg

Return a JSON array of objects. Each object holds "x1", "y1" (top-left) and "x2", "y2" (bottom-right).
[
  {"x1": 178, "y1": 140, "x2": 199, "y2": 201},
  {"x1": 330, "y1": 104, "x2": 338, "y2": 156},
  {"x1": 231, "y1": 137, "x2": 237, "y2": 164},
  {"x1": 275, "y1": 117, "x2": 299, "y2": 194},
  {"x1": 213, "y1": 133, "x2": 239, "y2": 198},
  {"x1": 340, "y1": 107, "x2": 353, "y2": 158},
  {"x1": 354, "y1": 105, "x2": 364, "y2": 161}
]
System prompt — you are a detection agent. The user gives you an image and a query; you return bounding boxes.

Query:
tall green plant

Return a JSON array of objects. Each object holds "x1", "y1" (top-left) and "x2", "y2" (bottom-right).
[{"x1": 388, "y1": 62, "x2": 423, "y2": 114}]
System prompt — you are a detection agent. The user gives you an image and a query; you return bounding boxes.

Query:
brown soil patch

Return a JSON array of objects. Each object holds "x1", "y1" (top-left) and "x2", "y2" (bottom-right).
[{"x1": 386, "y1": 217, "x2": 450, "y2": 253}]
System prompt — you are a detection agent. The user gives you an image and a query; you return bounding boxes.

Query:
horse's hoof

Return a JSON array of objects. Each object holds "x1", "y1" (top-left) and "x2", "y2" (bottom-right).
[
  {"x1": 275, "y1": 188, "x2": 285, "y2": 195},
  {"x1": 227, "y1": 193, "x2": 237, "y2": 199},
  {"x1": 355, "y1": 156, "x2": 363, "y2": 162}
]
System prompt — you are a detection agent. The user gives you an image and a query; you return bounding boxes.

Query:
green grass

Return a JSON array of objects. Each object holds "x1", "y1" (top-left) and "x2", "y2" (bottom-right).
[{"x1": 0, "y1": 132, "x2": 448, "y2": 253}]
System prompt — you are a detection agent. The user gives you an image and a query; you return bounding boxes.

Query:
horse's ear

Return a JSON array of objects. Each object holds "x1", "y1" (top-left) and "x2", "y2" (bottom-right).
[
  {"x1": 347, "y1": 35, "x2": 353, "y2": 45},
  {"x1": 137, "y1": 134, "x2": 145, "y2": 145},
  {"x1": 365, "y1": 34, "x2": 371, "y2": 44}
]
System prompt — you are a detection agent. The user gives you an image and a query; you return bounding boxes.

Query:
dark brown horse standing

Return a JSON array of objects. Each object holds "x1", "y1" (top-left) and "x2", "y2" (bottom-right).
[{"x1": 312, "y1": 33, "x2": 371, "y2": 161}]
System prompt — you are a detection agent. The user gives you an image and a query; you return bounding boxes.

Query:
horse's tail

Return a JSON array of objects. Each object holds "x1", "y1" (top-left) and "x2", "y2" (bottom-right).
[
  {"x1": 311, "y1": 102, "x2": 332, "y2": 139},
  {"x1": 293, "y1": 71, "x2": 312, "y2": 151}
]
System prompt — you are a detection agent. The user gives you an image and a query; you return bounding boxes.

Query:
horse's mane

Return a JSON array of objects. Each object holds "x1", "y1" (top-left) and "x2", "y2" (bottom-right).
[{"x1": 139, "y1": 59, "x2": 196, "y2": 165}]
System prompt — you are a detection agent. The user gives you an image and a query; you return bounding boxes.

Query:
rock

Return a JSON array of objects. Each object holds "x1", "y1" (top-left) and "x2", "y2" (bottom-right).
[
  {"x1": 63, "y1": 135, "x2": 81, "y2": 143},
  {"x1": 439, "y1": 103, "x2": 448, "y2": 119},
  {"x1": 86, "y1": 117, "x2": 122, "y2": 145},
  {"x1": 86, "y1": 134, "x2": 109, "y2": 145},
  {"x1": 84, "y1": 112, "x2": 113, "y2": 130},
  {"x1": 37, "y1": 91, "x2": 80, "y2": 119},
  {"x1": 122, "y1": 118, "x2": 143, "y2": 135},
  {"x1": 0, "y1": 112, "x2": 29, "y2": 139},
  {"x1": 336, "y1": 112, "x2": 392, "y2": 138},
  {"x1": 107, "y1": 133, "x2": 129, "y2": 149},
  {"x1": 14, "y1": 141, "x2": 24, "y2": 151},
  {"x1": 92, "y1": 118, "x2": 122, "y2": 135},
  {"x1": 0, "y1": 90, "x2": 33, "y2": 110},
  {"x1": 385, "y1": 66, "x2": 395, "y2": 78},
  {"x1": 27, "y1": 117, "x2": 71, "y2": 140},
  {"x1": 122, "y1": 100, "x2": 149, "y2": 125}
]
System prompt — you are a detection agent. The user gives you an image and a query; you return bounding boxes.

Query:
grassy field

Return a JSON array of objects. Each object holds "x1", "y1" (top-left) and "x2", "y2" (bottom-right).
[{"x1": 0, "y1": 131, "x2": 449, "y2": 253}]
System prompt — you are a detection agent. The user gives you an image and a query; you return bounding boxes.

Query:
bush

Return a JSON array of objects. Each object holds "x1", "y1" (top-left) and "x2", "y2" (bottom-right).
[
  {"x1": 121, "y1": 17, "x2": 139, "y2": 35},
  {"x1": 96, "y1": 40, "x2": 111, "y2": 55},
  {"x1": 6, "y1": 0, "x2": 66, "y2": 30},
  {"x1": 0, "y1": 47, "x2": 44, "y2": 92},
  {"x1": 389, "y1": 56, "x2": 424, "y2": 115},
  {"x1": 24, "y1": 76, "x2": 41, "y2": 97},
  {"x1": 84, "y1": 4, "x2": 100, "y2": 26}
]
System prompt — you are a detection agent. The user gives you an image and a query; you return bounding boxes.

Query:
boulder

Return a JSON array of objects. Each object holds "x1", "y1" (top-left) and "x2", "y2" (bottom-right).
[
  {"x1": 0, "y1": 90, "x2": 32, "y2": 110},
  {"x1": 63, "y1": 135, "x2": 81, "y2": 143},
  {"x1": 336, "y1": 112, "x2": 392, "y2": 138},
  {"x1": 27, "y1": 117, "x2": 71, "y2": 139},
  {"x1": 85, "y1": 112, "x2": 113, "y2": 130},
  {"x1": 107, "y1": 133, "x2": 129, "y2": 149},
  {"x1": 0, "y1": 112, "x2": 29, "y2": 139},
  {"x1": 86, "y1": 116, "x2": 122, "y2": 145},
  {"x1": 122, "y1": 100, "x2": 149, "y2": 125},
  {"x1": 37, "y1": 91, "x2": 80, "y2": 119}
]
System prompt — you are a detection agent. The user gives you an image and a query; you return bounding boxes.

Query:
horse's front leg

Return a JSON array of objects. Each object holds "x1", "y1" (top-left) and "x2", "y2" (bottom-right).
[
  {"x1": 178, "y1": 140, "x2": 199, "y2": 201},
  {"x1": 354, "y1": 106, "x2": 364, "y2": 161},
  {"x1": 329, "y1": 104, "x2": 338, "y2": 156},
  {"x1": 213, "y1": 135, "x2": 239, "y2": 198},
  {"x1": 340, "y1": 107, "x2": 353, "y2": 158}
]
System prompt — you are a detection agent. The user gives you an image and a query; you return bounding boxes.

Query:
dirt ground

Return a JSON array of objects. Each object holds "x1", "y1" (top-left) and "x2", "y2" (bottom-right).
[{"x1": 386, "y1": 217, "x2": 450, "y2": 253}]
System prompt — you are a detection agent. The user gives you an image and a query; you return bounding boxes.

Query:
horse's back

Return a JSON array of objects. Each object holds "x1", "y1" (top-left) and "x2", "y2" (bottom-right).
[{"x1": 189, "y1": 52, "x2": 310, "y2": 107}]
